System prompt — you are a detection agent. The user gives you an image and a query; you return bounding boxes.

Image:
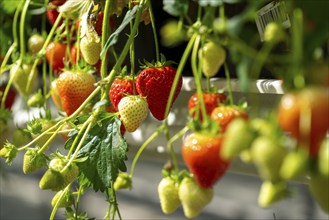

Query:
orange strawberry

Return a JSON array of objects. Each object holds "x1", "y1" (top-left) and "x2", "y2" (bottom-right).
[
  {"x1": 210, "y1": 105, "x2": 248, "y2": 132},
  {"x1": 56, "y1": 70, "x2": 96, "y2": 116}
]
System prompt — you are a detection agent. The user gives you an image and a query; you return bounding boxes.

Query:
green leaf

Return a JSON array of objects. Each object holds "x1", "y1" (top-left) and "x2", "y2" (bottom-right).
[
  {"x1": 73, "y1": 115, "x2": 128, "y2": 192},
  {"x1": 0, "y1": 0, "x2": 22, "y2": 14},
  {"x1": 101, "y1": 5, "x2": 139, "y2": 57},
  {"x1": 163, "y1": 0, "x2": 189, "y2": 17}
]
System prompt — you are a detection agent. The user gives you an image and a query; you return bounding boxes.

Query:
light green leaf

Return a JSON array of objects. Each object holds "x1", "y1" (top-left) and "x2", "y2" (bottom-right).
[{"x1": 163, "y1": 0, "x2": 189, "y2": 17}]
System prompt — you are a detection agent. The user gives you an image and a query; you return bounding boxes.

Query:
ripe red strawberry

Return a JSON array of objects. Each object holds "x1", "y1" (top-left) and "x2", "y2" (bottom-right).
[
  {"x1": 56, "y1": 70, "x2": 96, "y2": 116},
  {"x1": 182, "y1": 132, "x2": 231, "y2": 188},
  {"x1": 0, "y1": 80, "x2": 16, "y2": 109},
  {"x1": 94, "y1": 11, "x2": 116, "y2": 36},
  {"x1": 109, "y1": 77, "x2": 136, "y2": 112},
  {"x1": 210, "y1": 105, "x2": 248, "y2": 132},
  {"x1": 188, "y1": 92, "x2": 227, "y2": 121},
  {"x1": 118, "y1": 95, "x2": 148, "y2": 132},
  {"x1": 47, "y1": 0, "x2": 66, "y2": 25},
  {"x1": 136, "y1": 66, "x2": 182, "y2": 120}
]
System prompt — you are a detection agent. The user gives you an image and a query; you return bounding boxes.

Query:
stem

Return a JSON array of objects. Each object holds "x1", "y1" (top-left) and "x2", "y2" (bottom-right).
[
  {"x1": 49, "y1": 184, "x2": 71, "y2": 220},
  {"x1": 37, "y1": 122, "x2": 66, "y2": 154},
  {"x1": 12, "y1": 0, "x2": 24, "y2": 57},
  {"x1": 224, "y1": 63, "x2": 234, "y2": 106},
  {"x1": 164, "y1": 33, "x2": 198, "y2": 121},
  {"x1": 0, "y1": 43, "x2": 17, "y2": 74},
  {"x1": 100, "y1": 0, "x2": 111, "y2": 80},
  {"x1": 191, "y1": 34, "x2": 208, "y2": 121},
  {"x1": 129, "y1": 124, "x2": 164, "y2": 178},
  {"x1": 148, "y1": 0, "x2": 160, "y2": 62},
  {"x1": 19, "y1": 0, "x2": 31, "y2": 60},
  {"x1": 167, "y1": 126, "x2": 189, "y2": 173}
]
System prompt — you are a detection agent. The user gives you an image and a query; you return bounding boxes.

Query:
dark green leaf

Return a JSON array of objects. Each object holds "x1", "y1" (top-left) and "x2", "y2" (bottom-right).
[
  {"x1": 74, "y1": 115, "x2": 128, "y2": 192},
  {"x1": 163, "y1": 0, "x2": 189, "y2": 17},
  {"x1": 101, "y1": 5, "x2": 139, "y2": 57}
]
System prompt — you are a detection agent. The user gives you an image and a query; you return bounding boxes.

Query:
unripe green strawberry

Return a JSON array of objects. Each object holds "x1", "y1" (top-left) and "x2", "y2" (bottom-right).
[
  {"x1": 309, "y1": 174, "x2": 329, "y2": 213},
  {"x1": 27, "y1": 90, "x2": 45, "y2": 108},
  {"x1": 0, "y1": 142, "x2": 18, "y2": 165},
  {"x1": 23, "y1": 148, "x2": 48, "y2": 174},
  {"x1": 51, "y1": 189, "x2": 74, "y2": 208},
  {"x1": 279, "y1": 149, "x2": 309, "y2": 180},
  {"x1": 10, "y1": 62, "x2": 38, "y2": 98},
  {"x1": 251, "y1": 136, "x2": 288, "y2": 182},
  {"x1": 263, "y1": 22, "x2": 285, "y2": 43},
  {"x1": 250, "y1": 118, "x2": 273, "y2": 137},
  {"x1": 62, "y1": 162, "x2": 79, "y2": 185},
  {"x1": 12, "y1": 128, "x2": 32, "y2": 146},
  {"x1": 114, "y1": 172, "x2": 132, "y2": 190},
  {"x1": 318, "y1": 139, "x2": 329, "y2": 177},
  {"x1": 258, "y1": 180, "x2": 290, "y2": 208},
  {"x1": 39, "y1": 168, "x2": 66, "y2": 191},
  {"x1": 158, "y1": 177, "x2": 181, "y2": 215},
  {"x1": 178, "y1": 177, "x2": 214, "y2": 219},
  {"x1": 118, "y1": 95, "x2": 148, "y2": 132},
  {"x1": 80, "y1": 31, "x2": 101, "y2": 65},
  {"x1": 198, "y1": 40, "x2": 226, "y2": 78},
  {"x1": 221, "y1": 118, "x2": 256, "y2": 160},
  {"x1": 27, "y1": 118, "x2": 56, "y2": 147}
]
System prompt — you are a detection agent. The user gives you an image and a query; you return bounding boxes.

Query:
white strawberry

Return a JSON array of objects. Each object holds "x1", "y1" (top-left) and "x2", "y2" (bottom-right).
[
  {"x1": 178, "y1": 177, "x2": 214, "y2": 219},
  {"x1": 118, "y1": 95, "x2": 148, "y2": 132},
  {"x1": 158, "y1": 177, "x2": 181, "y2": 214},
  {"x1": 79, "y1": 13, "x2": 101, "y2": 65}
]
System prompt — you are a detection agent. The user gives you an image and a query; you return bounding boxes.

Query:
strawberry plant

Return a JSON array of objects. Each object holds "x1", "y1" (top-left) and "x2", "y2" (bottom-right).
[{"x1": 0, "y1": 0, "x2": 328, "y2": 219}]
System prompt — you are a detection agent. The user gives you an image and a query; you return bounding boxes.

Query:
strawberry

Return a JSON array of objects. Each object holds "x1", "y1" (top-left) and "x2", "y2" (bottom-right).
[
  {"x1": 47, "y1": 0, "x2": 66, "y2": 25},
  {"x1": 198, "y1": 40, "x2": 226, "y2": 78},
  {"x1": 178, "y1": 176, "x2": 214, "y2": 219},
  {"x1": 182, "y1": 132, "x2": 231, "y2": 188},
  {"x1": 46, "y1": 41, "x2": 67, "y2": 74},
  {"x1": 27, "y1": 118, "x2": 56, "y2": 147},
  {"x1": 56, "y1": 70, "x2": 96, "y2": 116},
  {"x1": 50, "y1": 79, "x2": 63, "y2": 111},
  {"x1": 188, "y1": 91, "x2": 227, "y2": 121},
  {"x1": 9, "y1": 62, "x2": 38, "y2": 98},
  {"x1": 158, "y1": 177, "x2": 181, "y2": 214},
  {"x1": 51, "y1": 189, "x2": 74, "y2": 208},
  {"x1": 28, "y1": 33, "x2": 45, "y2": 54},
  {"x1": 23, "y1": 148, "x2": 48, "y2": 174},
  {"x1": 221, "y1": 118, "x2": 256, "y2": 160},
  {"x1": 136, "y1": 66, "x2": 182, "y2": 120},
  {"x1": 40, "y1": 158, "x2": 79, "y2": 191},
  {"x1": 114, "y1": 172, "x2": 132, "y2": 190},
  {"x1": 117, "y1": 95, "x2": 148, "y2": 132},
  {"x1": 109, "y1": 77, "x2": 136, "y2": 112},
  {"x1": 0, "y1": 81, "x2": 16, "y2": 110},
  {"x1": 250, "y1": 135, "x2": 288, "y2": 182},
  {"x1": 309, "y1": 173, "x2": 329, "y2": 213},
  {"x1": 0, "y1": 142, "x2": 18, "y2": 165},
  {"x1": 210, "y1": 105, "x2": 248, "y2": 132},
  {"x1": 79, "y1": 19, "x2": 101, "y2": 66},
  {"x1": 93, "y1": 11, "x2": 116, "y2": 36},
  {"x1": 258, "y1": 180, "x2": 290, "y2": 208},
  {"x1": 27, "y1": 90, "x2": 45, "y2": 108}
]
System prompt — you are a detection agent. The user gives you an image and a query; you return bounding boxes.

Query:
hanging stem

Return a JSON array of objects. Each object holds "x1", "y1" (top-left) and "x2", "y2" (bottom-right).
[
  {"x1": 19, "y1": 0, "x2": 31, "y2": 61},
  {"x1": 129, "y1": 124, "x2": 165, "y2": 178},
  {"x1": 148, "y1": 0, "x2": 160, "y2": 62},
  {"x1": 224, "y1": 63, "x2": 234, "y2": 106}
]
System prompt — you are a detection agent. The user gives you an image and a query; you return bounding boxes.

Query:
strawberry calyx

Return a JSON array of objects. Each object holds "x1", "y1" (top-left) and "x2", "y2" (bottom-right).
[
  {"x1": 139, "y1": 53, "x2": 176, "y2": 69},
  {"x1": 188, "y1": 116, "x2": 220, "y2": 137}
]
